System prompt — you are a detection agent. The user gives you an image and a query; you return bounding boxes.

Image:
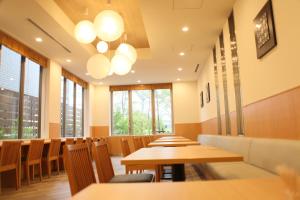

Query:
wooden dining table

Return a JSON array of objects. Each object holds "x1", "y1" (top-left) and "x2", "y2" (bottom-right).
[
  {"x1": 72, "y1": 178, "x2": 286, "y2": 200},
  {"x1": 148, "y1": 141, "x2": 200, "y2": 147},
  {"x1": 121, "y1": 145, "x2": 243, "y2": 182}
]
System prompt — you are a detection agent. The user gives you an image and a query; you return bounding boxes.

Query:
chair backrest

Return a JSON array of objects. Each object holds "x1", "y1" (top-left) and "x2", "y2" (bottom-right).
[
  {"x1": 0, "y1": 141, "x2": 22, "y2": 167},
  {"x1": 120, "y1": 138, "x2": 131, "y2": 157},
  {"x1": 28, "y1": 140, "x2": 44, "y2": 162},
  {"x1": 63, "y1": 144, "x2": 96, "y2": 196},
  {"x1": 65, "y1": 138, "x2": 75, "y2": 145},
  {"x1": 86, "y1": 137, "x2": 92, "y2": 144},
  {"x1": 142, "y1": 136, "x2": 151, "y2": 147},
  {"x1": 92, "y1": 142, "x2": 114, "y2": 183},
  {"x1": 133, "y1": 137, "x2": 144, "y2": 151},
  {"x1": 48, "y1": 139, "x2": 61, "y2": 159},
  {"x1": 76, "y1": 138, "x2": 84, "y2": 144},
  {"x1": 92, "y1": 138, "x2": 99, "y2": 142}
]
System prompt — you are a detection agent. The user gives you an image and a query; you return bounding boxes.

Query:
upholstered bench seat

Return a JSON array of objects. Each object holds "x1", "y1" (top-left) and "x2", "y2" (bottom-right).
[
  {"x1": 110, "y1": 173, "x2": 154, "y2": 183},
  {"x1": 198, "y1": 134, "x2": 300, "y2": 180},
  {"x1": 200, "y1": 162, "x2": 275, "y2": 180}
]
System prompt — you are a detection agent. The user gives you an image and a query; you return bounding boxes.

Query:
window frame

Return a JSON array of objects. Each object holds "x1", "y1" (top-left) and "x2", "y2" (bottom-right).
[
  {"x1": 110, "y1": 84, "x2": 174, "y2": 136},
  {"x1": 0, "y1": 44, "x2": 43, "y2": 139},
  {"x1": 60, "y1": 76, "x2": 84, "y2": 137}
]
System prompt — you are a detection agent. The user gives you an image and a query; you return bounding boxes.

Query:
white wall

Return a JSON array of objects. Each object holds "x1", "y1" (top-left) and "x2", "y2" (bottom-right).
[
  {"x1": 197, "y1": 0, "x2": 300, "y2": 122},
  {"x1": 173, "y1": 81, "x2": 199, "y2": 124}
]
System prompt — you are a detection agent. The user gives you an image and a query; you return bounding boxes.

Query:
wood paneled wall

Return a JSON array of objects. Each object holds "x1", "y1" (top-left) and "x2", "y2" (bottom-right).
[
  {"x1": 174, "y1": 123, "x2": 201, "y2": 140},
  {"x1": 200, "y1": 86, "x2": 300, "y2": 140}
]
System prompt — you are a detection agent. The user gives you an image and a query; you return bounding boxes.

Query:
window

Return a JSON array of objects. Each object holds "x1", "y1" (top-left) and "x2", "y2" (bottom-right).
[
  {"x1": 60, "y1": 77, "x2": 84, "y2": 137},
  {"x1": 0, "y1": 45, "x2": 42, "y2": 139},
  {"x1": 111, "y1": 84, "x2": 173, "y2": 135}
]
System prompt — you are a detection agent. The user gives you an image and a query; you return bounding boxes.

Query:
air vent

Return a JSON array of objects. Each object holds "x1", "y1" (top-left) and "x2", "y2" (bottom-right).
[
  {"x1": 27, "y1": 18, "x2": 71, "y2": 53},
  {"x1": 194, "y1": 64, "x2": 200, "y2": 72}
]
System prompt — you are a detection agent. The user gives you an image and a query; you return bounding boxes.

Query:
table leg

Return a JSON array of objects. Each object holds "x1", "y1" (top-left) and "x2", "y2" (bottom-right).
[
  {"x1": 172, "y1": 164, "x2": 185, "y2": 182},
  {"x1": 155, "y1": 165, "x2": 161, "y2": 182}
]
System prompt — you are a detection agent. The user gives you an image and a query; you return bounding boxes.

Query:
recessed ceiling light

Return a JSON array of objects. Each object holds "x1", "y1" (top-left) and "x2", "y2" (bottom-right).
[
  {"x1": 35, "y1": 37, "x2": 43, "y2": 42},
  {"x1": 182, "y1": 26, "x2": 189, "y2": 32},
  {"x1": 137, "y1": 80, "x2": 141, "y2": 83},
  {"x1": 98, "y1": 82, "x2": 103, "y2": 85},
  {"x1": 179, "y1": 52, "x2": 185, "y2": 56},
  {"x1": 176, "y1": 78, "x2": 181, "y2": 81},
  {"x1": 131, "y1": 70, "x2": 135, "y2": 74},
  {"x1": 85, "y1": 72, "x2": 90, "y2": 76},
  {"x1": 66, "y1": 59, "x2": 72, "y2": 63},
  {"x1": 177, "y1": 67, "x2": 183, "y2": 71}
]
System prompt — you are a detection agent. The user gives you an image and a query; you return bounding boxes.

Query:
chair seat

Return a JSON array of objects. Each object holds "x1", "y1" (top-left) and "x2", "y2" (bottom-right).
[{"x1": 110, "y1": 173, "x2": 154, "y2": 183}]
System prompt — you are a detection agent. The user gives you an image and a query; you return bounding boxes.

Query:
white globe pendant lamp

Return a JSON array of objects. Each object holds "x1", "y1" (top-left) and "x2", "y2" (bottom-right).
[
  {"x1": 74, "y1": 20, "x2": 97, "y2": 44},
  {"x1": 111, "y1": 54, "x2": 132, "y2": 75},
  {"x1": 116, "y1": 43, "x2": 137, "y2": 64},
  {"x1": 96, "y1": 41, "x2": 109, "y2": 53},
  {"x1": 94, "y1": 10, "x2": 124, "y2": 42},
  {"x1": 87, "y1": 54, "x2": 111, "y2": 79}
]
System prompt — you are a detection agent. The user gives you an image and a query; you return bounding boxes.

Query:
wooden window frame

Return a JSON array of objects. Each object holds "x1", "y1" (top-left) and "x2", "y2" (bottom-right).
[
  {"x1": 0, "y1": 44, "x2": 43, "y2": 139},
  {"x1": 110, "y1": 83, "x2": 173, "y2": 136}
]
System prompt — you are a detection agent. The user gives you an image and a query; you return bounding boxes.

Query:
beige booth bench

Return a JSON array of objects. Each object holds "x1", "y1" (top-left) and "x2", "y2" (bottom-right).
[{"x1": 197, "y1": 134, "x2": 300, "y2": 180}]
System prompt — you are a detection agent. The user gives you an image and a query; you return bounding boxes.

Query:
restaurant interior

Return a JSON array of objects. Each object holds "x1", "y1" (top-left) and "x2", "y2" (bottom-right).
[{"x1": 0, "y1": 0, "x2": 300, "y2": 199}]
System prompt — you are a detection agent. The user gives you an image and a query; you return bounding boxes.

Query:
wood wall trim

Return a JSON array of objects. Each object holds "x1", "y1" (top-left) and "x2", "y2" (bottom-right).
[
  {"x1": 62, "y1": 68, "x2": 88, "y2": 89},
  {"x1": 174, "y1": 123, "x2": 201, "y2": 140},
  {"x1": 109, "y1": 83, "x2": 172, "y2": 91},
  {"x1": 0, "y1": 30, "x2": 48, "y2": 67},
  {"x1": 200, "y1": 85, "x2": 300, "y2": 140}
]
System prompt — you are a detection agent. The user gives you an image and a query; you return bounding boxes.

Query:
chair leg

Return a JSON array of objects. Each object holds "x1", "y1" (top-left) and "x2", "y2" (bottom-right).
[
  {"x1": 32, "y1": 164, "x2": 35, "y2": 181},
  {"x1": 39, "y1": 162, "x2": 42, "y2": 182},
  {"x1": 47, "y1": 161, "x2": 51, "y2": 178},
  {"x1": 56, "y1": 159, "x2": 60, "y2": 175},
  {"x1": 15, "y1": 168, "x2": 19, "y2": 190},
  {"x1": 26, "y1": 164, "x2": 30, "y2": 185}
]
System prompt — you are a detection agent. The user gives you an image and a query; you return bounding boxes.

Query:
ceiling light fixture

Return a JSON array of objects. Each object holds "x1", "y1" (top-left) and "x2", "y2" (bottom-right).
[
  {"x1": 131, "y1": 70, "x2": 135, "y2": 74},
  {"x1": 85, "y1": 72, "x2": 90, "y2": 76},
  {"x1": 179, "y1": 52, "x2": 185, "y2": 56},
  {"x1": 66, "y1": 59, "x2": 71, "y2": 63},
  {"x1": 96, "y1": 41, "x2": 109, "y2": 53},
  {"x1": 177, "y1": 67, "x2": 183, "y2": 71},
  {"x1": 137, "y1": 80, "x2": 141, "y2": 83},
  {"x1": 182, "y1": 26, "x2": 189, "y2": 32},
  {"x1": 177, "y1": 78, "x2": 181, "y2": 81},
  {"x1": 35, "y1": 37, "x2": 43, "y2": 42},
  {"x1": 74, "y1": 5, "x2": 137, "y2": 79}
]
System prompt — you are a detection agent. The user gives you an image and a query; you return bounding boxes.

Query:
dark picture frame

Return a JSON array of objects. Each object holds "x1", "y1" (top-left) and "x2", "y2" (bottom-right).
[
  {"x1": 205, "y1": 82, "x2": 210, "y2": 103},
  {"x1": 254, "y1": 0, "x2": 277, "y2": 59},
  {"x1": 200, "y1": 91, "x2": 204, "y2": 108}
]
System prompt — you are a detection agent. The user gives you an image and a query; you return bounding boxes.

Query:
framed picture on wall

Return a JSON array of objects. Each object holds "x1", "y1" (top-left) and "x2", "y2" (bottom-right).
[
  {"x1": 200, "y1": 91, "x2": 204, "y2": 108},
  {"x1": 254, "y1": 0, "x2": 277, "y2": 59},
  {"x1": 206, "y1": 82, "x2": 210, "y2": 103}
]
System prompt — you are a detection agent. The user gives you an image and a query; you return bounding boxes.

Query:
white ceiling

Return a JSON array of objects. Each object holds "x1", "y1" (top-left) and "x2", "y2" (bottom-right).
[{"x1": 0, "y1": 0, "x2": 236, "y2": 85}]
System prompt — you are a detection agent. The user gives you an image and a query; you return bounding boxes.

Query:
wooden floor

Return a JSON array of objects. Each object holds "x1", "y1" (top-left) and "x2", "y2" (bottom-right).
[{"x1": 1, "y1": 157, "x2": 203, "y2": 200}]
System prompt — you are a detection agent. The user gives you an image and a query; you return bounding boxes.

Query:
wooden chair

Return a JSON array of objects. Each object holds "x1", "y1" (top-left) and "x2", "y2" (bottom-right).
[
  {"x1": 63, "y1": 143, "x2": 96, "y2": 196},
  {"x1": 43, "y1": 139, "x2": 61, "y2": 177},
  {"x1": 76, "y1": 138, "x2": 84, "y2": 144},
  {"x1": 92, "y1": 142, "x2": 154, "y2": 183},
  {"x1": 24, "y1": 139, "x2": 44, "y2": 184},
  {"x1": 142, "y1": 136, "x2": 151, "y2": 147},
  {"x1": 120, "y1": 138, "x2": 131, "y2": 157},
  {"x1": 0, "y1": 141, "x2": 22, "y2": 190},
  {"x1": 85, "y1": 137, "x2": 93, "y2": 157},
  {"x1": 92, "y1": 138, "x2": 99, "y2": 142},
  {"x1": 133, "y1": 137, "x2": 144, "y2": 151},
  {"x1": 65, "y1": 138, "x2": 75, "y2": 145}
]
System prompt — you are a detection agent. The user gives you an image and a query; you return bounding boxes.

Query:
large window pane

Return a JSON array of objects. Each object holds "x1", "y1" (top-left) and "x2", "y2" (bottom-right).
[
  {"x1": 0, "y1": 46, "x2": 21, "y2": 139},
  {"x1": 22, "y1": 58, "x2": 40, "y2": 138},
  {"x1": 75, "y1": 85, "x2": 83, "y2": 137},
  {"x1": 60, "y1": 77, "x2": 64, "y2": 135},
  {"x1": 132, "y1": 90, "x2": 152, "y2": 135},
  {"x1": 155, "y1": 89, "x2": 172, "y2": 133},
  {"x1": 112, "y1": 91, "x2": 129, "y2": 134},
  {"x1": 65, "y1": 79, "x2": 74, "y2": 137}
]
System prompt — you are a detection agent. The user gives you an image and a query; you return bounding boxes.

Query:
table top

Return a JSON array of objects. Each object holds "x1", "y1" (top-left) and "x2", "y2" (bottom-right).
[
  {"x1": 158, "y1": 136, "x2": 185, "y2": 140},
  {"x1": 121, "y1": 145, "x2": 243, "y2": 165},
  {"x1": 148, "y1": 141, "x2": 199, "y2": 147},
  {"x1": 72, "y1": 178, "x2": 285, "y2": 200},
  {"x1": 155, "y1": 138, "x2": 192, "y2": 142}
]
